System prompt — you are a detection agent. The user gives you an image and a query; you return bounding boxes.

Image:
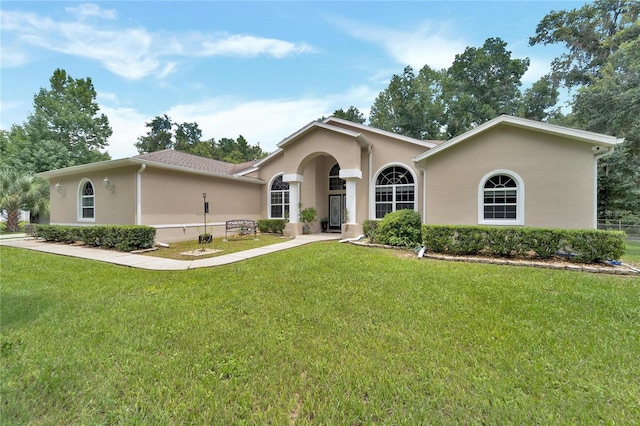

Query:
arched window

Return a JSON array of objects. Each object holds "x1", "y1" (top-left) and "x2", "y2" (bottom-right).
[
  {"x1": 479, "y1": 171, "x2": 524, "y2": 225},
  {"x1": 374, "y1": 165, "x2": 415, "y2": 219},
  {"x1": 269, "y1": 175, "x2": 290, "y2": 219},
  {"x1": 328, "y1": 163, "x2": 345, "y2": 191},
  {"x1": 79, "y1": 179, "x2": 95, "y2": 221}
]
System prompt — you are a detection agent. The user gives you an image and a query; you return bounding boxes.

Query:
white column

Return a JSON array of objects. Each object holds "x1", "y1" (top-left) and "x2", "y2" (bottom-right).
[
  {"x1": 345, "y1": 178, "x2": 357, "y2": 224},
  {"x1": 283, "y1": 174, "x2": 304, "y2": 224},
  {"x1": 339, "y1": 169, "x2": 362, "y2": 224},
  {"x1": 289, "y1": 182, "x2": 300, "y2": 223}
]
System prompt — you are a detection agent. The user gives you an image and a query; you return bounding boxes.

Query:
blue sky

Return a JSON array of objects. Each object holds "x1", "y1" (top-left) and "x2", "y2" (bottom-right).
[{"x1": 1, "y1": 1, "x2": 586, "y2": 159}]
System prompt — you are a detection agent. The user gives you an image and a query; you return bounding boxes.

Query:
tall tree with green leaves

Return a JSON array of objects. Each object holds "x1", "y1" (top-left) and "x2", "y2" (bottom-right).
[
  {"x1": 442, "y1": 37, "x2": 530, "y2": 137},
  {"x1": 0, "y1": 170, "x2": 49, "y2": 232},
  {"x1": 135, "y1": 114, "x2": 174, "y2": 154},
  {"x1": 332, "y1": 106, "x2": 366, "y2": 124},
  {"x1": 531, "y1": 0, "x2": 640, "y2": 218},
  {"x1": 529, "y1": 0, "x2": 639, "y2": 88},
  {"x1": 135, "y1": 115, "x2": 267, "y2": 163},
  {"x1": 370, "y1": 65, "x2": 445, "y2": 139},
  {"x1": 3, "y1": 69, "x2": 112, "y2": 173}
]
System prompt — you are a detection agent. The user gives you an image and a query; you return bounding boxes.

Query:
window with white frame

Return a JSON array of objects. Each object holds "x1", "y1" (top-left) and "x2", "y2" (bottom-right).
[
  {"x1": 479, "y1": 171, "x2": 524, "y2": 225},
  {"x1": 328, "y1": 163, "x2": 345, "y2": 191},
  {"x1": 79, "y1": 180, "x2": 95, "y2": 221},
  {"x1": 270, "y1": 175, "x2": 290, "y2": 219},
  {"x1": 374, "y1": 166, "x2": 415, "y2": 219}
]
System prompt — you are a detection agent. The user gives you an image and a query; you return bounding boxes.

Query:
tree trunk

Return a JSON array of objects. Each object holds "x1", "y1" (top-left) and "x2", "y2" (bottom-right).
[{"x1": 5, "y1": 209, "x2": 20, "y2": 232}]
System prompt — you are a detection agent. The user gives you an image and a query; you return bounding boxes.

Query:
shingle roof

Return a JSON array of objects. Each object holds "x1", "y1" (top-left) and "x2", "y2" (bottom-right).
[{"x1": 133, "y1": 150, "x2": 258, "y2": 175}]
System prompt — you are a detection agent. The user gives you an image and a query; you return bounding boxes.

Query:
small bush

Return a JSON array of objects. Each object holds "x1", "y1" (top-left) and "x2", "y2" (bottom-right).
[
  {"x1": 363, "y1": 220, "x2": 380, "y2": 240},
  {"x1": 375, "y1": 210, "x2": 422, "y2": 248},
  {"x1": 257, "y1": 219, "x2": 286, "y2": 234},
  {"x1": 36, "y1": 224, "x2": 155, "y2": 251}
]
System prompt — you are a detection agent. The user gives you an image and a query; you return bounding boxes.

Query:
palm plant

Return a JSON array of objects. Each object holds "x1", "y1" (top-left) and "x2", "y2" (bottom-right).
[{"x1": 0, "y1": 169, "x2": 49, "y2": 232}]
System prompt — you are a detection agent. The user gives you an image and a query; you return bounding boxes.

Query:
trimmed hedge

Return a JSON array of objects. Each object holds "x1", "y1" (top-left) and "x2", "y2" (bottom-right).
[
  {"x1": 257, "y1": 219, "x2": 286, "y2": 234},
  {"x1": 422, "y1": 225, "x2": 626, "y2": 263},
  {"x1": 35, "y1": 225, "x2": 156, "y2": 252},
  {"x1": 374, "y1": 210, "x2": 422, "y2": 248}
]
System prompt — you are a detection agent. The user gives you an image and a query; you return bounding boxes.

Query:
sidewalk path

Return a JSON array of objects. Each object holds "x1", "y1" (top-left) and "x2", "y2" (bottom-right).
[{"x1": 0, "y1": 234, "x2": 340, "y2": 270}]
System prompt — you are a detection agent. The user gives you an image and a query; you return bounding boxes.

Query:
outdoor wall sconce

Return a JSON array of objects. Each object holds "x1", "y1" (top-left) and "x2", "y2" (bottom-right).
[
  {"x1": 54, "y1": 182, "x2": 65, "y2": 195},
  {"x1": 103, "y1": 177, "x2": 114, "y2": 192}
]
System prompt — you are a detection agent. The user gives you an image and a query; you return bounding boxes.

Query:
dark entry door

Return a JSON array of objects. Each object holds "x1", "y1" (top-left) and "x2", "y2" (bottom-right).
[{"x1": 329, "y1": 194, "x2": 345, "y2": 231}]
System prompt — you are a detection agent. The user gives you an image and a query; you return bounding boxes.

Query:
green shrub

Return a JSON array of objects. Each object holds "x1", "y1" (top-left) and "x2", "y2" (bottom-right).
[
  {"x1": 257, "y1": 219, "x2": 286, "y2": 234},
  {"x1": 521, "y1": 228, "x2": 564, "y2": 259},
  {"x1": 35, "y1": 225, "x2": 81, "y2": 243},
  {"x1": 375, "y1": 210, "x2": 422, "y2": 248},
  {"x1": 421, "y1": 225, "x2": 626, "y2": 263},
  {"x1": 564, "y1": 229, "x2": 626, "y2": 263},
  {"x1": 363, "y1": 220, "x2": 380, "y2": 240},
  {"x1": 485, "y1": 227, "x2": 528, "y2": 257},
  {"x1": 36, "y1": 225, "x2": 155, "y2": 251}
]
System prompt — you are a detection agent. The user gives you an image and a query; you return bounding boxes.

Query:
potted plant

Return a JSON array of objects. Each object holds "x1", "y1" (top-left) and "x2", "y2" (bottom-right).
[
  {"x1": 299, "y1": 203, "x2": 318, "y2": 234},
  {"x1": 320, "y1": 217, "x2": 329, "y2": 232},
  {"x1": 198, "y1": 233, "x2": 212, "y2": 244}
]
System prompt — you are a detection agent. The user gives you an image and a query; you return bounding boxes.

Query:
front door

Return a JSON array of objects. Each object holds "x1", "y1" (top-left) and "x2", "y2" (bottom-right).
[{"x1": 329, "y1": 194, "x2": 345, "y2": 231}]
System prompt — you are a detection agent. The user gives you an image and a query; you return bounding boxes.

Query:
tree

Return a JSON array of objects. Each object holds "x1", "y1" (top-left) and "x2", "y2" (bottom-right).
[
  {"x1": 370, "y1": 65, "x2": 445, "y2": 139},
  {"x1": 369, "y1": 38, "x2": 557, "y2": 140},
  {"x1": 532, "y1": 0, "x2": 640, "y2": 218},
  {"x1": 135, "y1": 115, "x2": 267, "y2": 163},
  {"x1": 135, "y1": 114, "x2": 174, "y2": 154},
  {"x1": 518, "y1": 75, "x2": 562, "y2": 121},
  {"x1": 0, "y1": 170, "x2": 49, "y2": 232},
  {"x1": 3, "y1": 69, "x2": 112, "y2": 173},
  {"x1": 332, "y1": 106, "x2": 366, "y2": 124},
  {"x1": 213, "y1": 135, "x2": 266, "y2": 163},
  {"x1": 442, "y1": 37, "x2": 529, "y2": 137},
  {"x1": 529, "y1": 0, "x2": 640, "y2": 88},
  {"x1": 572, "y1": 34, "x2": 640, "y2": 217}
]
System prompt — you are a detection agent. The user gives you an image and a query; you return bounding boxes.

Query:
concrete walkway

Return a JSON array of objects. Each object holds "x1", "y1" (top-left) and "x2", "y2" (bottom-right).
[{"x1": 0, "y1": 234, "x2": 340, "y2": 270}]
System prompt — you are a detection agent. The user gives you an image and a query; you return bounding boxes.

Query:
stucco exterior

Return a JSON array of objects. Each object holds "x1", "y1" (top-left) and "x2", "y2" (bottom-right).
[
  {"x1": 39, "y1": 115, "x2": 622, "y2": 244},
  {"x1": 420, "y1": 125, "x2": 597, "y2": 228}
]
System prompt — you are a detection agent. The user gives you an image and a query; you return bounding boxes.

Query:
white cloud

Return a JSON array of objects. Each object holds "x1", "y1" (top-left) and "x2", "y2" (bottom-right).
[
  {"x1": 99, "y1": 106, "x2": 148, "y2": 159},
  {"x1": 200, "y1": 34, "x2": 315, "y2": 58},
  {"x1": 102, "y1": 85, "x2": 379, "y2": 159},
  {"x1": 332, "y1": 17, "x2": 466, "y2": 71},
  {"x1": 0, "y1": 9, "x2": 316, "y2": 80},
  {"x1": 65, "y1": 3, "x2": 117, "y2": 20},
  {"x1": 522, "y1": 56, "x2": 552, "y2": 84}
]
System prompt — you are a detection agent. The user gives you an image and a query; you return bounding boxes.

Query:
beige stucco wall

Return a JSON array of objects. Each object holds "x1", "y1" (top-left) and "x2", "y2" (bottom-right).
[
  {"x1": 251, "y1": 124, "x2": 430, "y2": 227},
  {"x1": 48, "y1": 166, "x2": 137, "y2": 225},
  {"x1": 422, "y1": 125, "x2": 596, "y2": 229},
  {"x1": 141, "y1": 167, "x2": 263, "y2": 241}
]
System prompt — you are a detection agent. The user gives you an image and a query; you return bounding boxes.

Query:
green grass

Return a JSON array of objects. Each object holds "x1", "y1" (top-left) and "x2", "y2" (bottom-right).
[
  {"x1": 623, "y1": 240, "x2": 640, "y2": 265},
  {"x1": 144, "y1": 233, "x2": 287, "y2": 260},
  {"x1": 1, "y1": 242, "x2": 639, "y2": 424}
]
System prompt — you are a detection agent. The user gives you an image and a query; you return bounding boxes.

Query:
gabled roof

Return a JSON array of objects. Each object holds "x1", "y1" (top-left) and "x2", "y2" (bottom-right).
[
  {"x1": 323, "y1": 116, "x2": 441, "y2": 149},
  {"x1": 277, "y1": 120, "x2": 372, "y2": 149},
  {"x1": 38, "y1": 149, "x2": 262, "y2": 183},
  {"x1": 413, "y1": 115, "x2": 625, "y2": 162}
]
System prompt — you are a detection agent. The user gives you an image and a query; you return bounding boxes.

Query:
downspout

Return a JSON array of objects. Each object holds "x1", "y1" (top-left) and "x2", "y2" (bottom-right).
[
  {"x1": 414, "y1": 161, "x2": 427, "y2": 224},
  {"x1": 593, "y1": 147, "x2": 615, "y2": 229},
  {"x1": 136, "y1": 164, "x2": 146, "y2": 225}
]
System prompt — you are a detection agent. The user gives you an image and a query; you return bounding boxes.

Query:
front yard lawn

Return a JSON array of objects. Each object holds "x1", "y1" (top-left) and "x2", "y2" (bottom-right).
[
  {"x1": 144, "y1": 233, "x2": 287, "y2": 260},
  {"x1": 1, "y1": 242, "x2": 639, "y2": 424}
]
